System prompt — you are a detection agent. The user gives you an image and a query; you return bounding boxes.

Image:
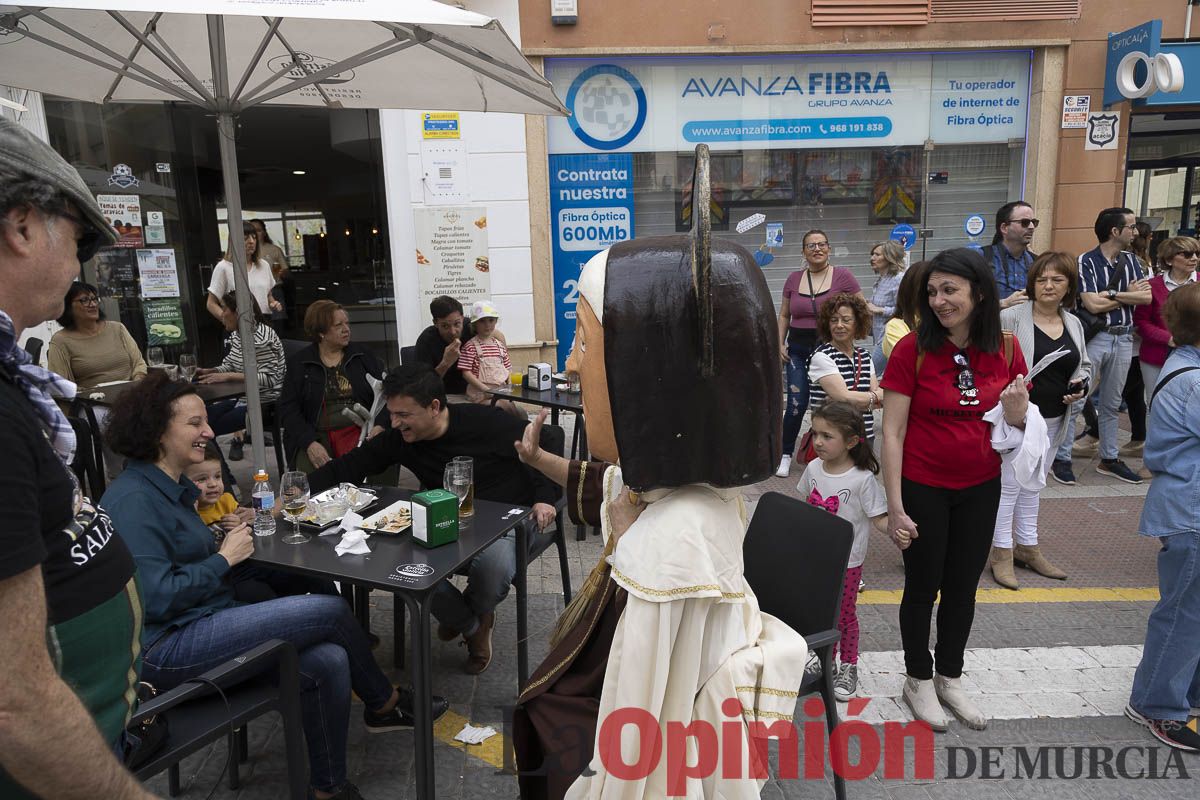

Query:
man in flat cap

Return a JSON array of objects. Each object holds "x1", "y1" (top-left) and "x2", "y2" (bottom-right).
[{"x1": 0, "y1": 116, "x2": 155, "y2": 799}]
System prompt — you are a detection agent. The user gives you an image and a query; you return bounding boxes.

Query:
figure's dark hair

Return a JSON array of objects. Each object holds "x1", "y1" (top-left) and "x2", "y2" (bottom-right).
[
  {"x1": 221, "y1": 291, "x2": 268, "y2": 326},
  {"x1": 992, "y1": 200, "x2": 1032, "y2": 246},
  {"x1": 56, "y1": 281, "x2": 105, "y2": 328},
  {"x1": 429, "y1": 295, "x2": 463, "y2": 320},
  {"x1": 1094, "y1": 207, "x2": 1134, "y2": 245},
  {"x1": 816, "y1": 292, "x2": 871, "y2": 342},
  {"x1": 200, "y1": 441, "x2": 223, "y2": 464},
  {"x1": 891, "y1": 260, "x2": 929, "y2": 330},
  {"x1": 382, "y1": 364, "x2": 447, "y2": 409},
  {"x1": 225, "y1": 220, "x2": 261, "y2": 262},
  {"x1": 917, "y1": 248, "x2": 1002, "y2": 354},
  {"x1": 105, "y1": 371, "x2": 200, "y2": 462},
  {"x1": 1165, "y1": 282, "x2": 1200, "y2": 348},
  {"x1": 811, "y1": 400, "x2": 879, "y2": 475}
]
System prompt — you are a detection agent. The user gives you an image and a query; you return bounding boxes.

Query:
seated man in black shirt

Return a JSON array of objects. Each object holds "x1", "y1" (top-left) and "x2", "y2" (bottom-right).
[
  {"x1": 309, "y1": 365, "x2": 557, "y2": 674},
  {"x1": 414, "y1": 295, "x2": 472, "y2": 399}
]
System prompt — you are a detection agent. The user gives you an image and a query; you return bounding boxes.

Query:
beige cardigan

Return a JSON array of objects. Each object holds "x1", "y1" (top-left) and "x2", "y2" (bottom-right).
[{"x1": 48, "y1": 321, "x2": 148, "y2": 389}]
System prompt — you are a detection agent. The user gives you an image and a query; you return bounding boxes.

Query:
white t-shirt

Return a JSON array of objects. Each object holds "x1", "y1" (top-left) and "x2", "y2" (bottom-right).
[
  {"x1": 208, "y1": 258, "x2": 276, "y2": 316},
  {"x1": 798, "y1": 459, "x2": 887, "y2": 569}
]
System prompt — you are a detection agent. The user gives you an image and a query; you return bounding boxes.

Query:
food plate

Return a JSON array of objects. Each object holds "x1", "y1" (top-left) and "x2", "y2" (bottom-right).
[
  {"x1": 360, "y1": 501, "x2": 413, "y2": 535},
  {"x1": 299, "y1": 485, "x2": 378, "y2": 531}
]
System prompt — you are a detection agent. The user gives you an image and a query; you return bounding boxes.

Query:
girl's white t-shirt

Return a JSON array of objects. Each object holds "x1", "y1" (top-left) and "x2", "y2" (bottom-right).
[
  {"x1": 798, "y1": 459, "x2": 887, "y2": 569},
  {"x1": 208, "y1": 258, "x2": 276, "y2": 316}
]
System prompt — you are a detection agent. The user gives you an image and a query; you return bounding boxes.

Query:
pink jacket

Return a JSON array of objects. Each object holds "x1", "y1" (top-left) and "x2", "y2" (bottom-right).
[{"x1": 1135, "y1": 275, "x2": 1174, "y2": 367}]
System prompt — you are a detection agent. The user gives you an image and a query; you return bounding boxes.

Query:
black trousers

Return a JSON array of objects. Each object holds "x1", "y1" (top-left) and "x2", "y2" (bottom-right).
[{"x1": 899, "y1": 476, "x2": 1000, "y2": 679}]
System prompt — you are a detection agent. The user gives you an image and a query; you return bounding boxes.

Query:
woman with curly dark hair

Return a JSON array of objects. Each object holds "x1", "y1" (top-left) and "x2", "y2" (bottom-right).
[
  {"x1": 100, "y1": 371, "x2": 447, "y2": 800},
  {"x1": 808, "y1": 291, "x2": 880, "y2": 441}
]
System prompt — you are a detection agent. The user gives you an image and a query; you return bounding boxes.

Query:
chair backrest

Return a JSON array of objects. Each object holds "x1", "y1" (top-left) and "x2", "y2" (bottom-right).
[
  {"x1": 536, "y1": 423, "x2": 566, "y2": 505},
  {"x1": 743, "y1": 491, "x2": 854, "y2": 639},
  {"x1": 281, "y1": 338, "x2": 309, "y2": 359},
  {"x1": 400, "y1": 345, "x2": 417, "y2": 366},
  {"x1": 24, "y1": 337, "x2": 44, "y2": 364},
  {"x1": 66, "y1": 416, "x2": 105, "y2": 499}
]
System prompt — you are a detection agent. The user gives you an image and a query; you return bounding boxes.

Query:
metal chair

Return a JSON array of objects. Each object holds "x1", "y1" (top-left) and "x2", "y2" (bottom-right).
[
  {"x1": 129, "y1": 639, "x2": 308, "y2": 800},
  {"x1": 23, "y1": 336, "x2": 44, "y2": 364},
  {"x1": 66, "y1": 416, "x2": 105, "y2": 499},
  {"x1": 742, "y1": 490, "x2": 854, "y2": 800},
  {"x1": 400, "y1": 345, "x2": 417, "y2": 366}
]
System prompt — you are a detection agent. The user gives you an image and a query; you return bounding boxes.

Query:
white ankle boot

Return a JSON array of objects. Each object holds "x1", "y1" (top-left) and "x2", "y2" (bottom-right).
[
  {"x1": 902, "y1": 676, "x2": 949, "y2": 731},
  {"x1": 934, "y1": 674, "x2": 987, "y2": 730}
]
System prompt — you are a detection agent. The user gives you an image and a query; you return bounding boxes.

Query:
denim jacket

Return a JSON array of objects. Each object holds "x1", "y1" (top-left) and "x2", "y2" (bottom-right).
[
  {"x1": 1139, "y1": 345, "x2": 1200, "y2": 538},
  {"x1": 101, "y1": 460, "x2": 236, "y2": 646}
]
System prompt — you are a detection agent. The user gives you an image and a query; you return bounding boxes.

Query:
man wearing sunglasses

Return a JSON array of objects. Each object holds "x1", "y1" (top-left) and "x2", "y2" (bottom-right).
[
  {"x1": 1053, "y1": 207, "x2": 1153, "y2": 487},
  {"x1": 0, "y1": 117, "x2": 154, "y2": 799},
  {"x1": 983, "y1": 200, "x2": 1040, "y2": 310}
]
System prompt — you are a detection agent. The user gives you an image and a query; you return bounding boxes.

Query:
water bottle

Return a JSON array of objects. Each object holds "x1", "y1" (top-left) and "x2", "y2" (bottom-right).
[{"x1": 252, "y1": 470, "x2": 276, "y2": 537}]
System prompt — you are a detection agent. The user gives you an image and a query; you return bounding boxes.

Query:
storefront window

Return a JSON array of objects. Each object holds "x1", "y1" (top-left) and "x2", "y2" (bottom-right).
[
  {"x1": 1126, "y1": 115, "x2": 1200, "y2": 255},
  {"x1": 544, "y1": 51, "x2": 1030, "y2": 364}
]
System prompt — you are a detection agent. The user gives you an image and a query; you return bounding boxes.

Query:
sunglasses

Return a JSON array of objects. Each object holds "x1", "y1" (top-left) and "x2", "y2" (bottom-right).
[
  {"x1": 53, "y1": 209, "x2": 107, "y2": 263},
  {"x1": 1007, "y1": 218, "x2": 1040, "y2": 229}
]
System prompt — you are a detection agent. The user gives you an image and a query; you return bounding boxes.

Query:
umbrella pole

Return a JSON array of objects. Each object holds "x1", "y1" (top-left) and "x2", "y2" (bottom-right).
[{"x1": 216, "y1": 109, "x2": 268, "y2": 475}]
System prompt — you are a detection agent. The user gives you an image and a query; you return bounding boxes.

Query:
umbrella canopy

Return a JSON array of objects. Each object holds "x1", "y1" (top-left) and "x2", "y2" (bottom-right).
[
  {"x1": 0, "y1": 0, "x2": 565, "y2": 474},
  {"x1": 0, "y1": 1, "x2": 565, "y2": 114}
]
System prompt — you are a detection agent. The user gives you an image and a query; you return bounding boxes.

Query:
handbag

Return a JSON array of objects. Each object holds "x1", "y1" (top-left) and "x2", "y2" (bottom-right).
[
  {"x1": 1073, "y1": 256, "x2": 1127, "y2": 341},
  {"x1": 319, "y1": 379, "x2": 362, "y2": 459},
  {"x1": 123, "y1": 682, "x2": 169, "y2": 770}
]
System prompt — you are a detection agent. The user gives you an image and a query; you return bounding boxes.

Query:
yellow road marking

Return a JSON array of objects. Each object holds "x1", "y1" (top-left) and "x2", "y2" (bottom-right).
[
  {"x1": 434, "y1": 708, "x2": 510, "y2": 770},
  {"x1": 858, "y1": 587, "x2": 1160, "y2": 605}
]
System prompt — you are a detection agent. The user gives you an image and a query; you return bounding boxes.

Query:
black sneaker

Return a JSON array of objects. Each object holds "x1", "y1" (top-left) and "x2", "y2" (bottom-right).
[
  {"x1": 1051, "y1": 460, "x2": 1076, "y2": 486},
  {"x1": 1097, "y1": 459, "x2": 1144, "y2": 485},
  {"x1": 1148, "y1": 719, "x2": 1200, "y2": 753},
  {"x1": 314, "y1": 783, "x2": 366, "y2": 800},
  {"x1": 228, "y1": 438, "x2": 244, "y2": 461},
  {"x1": 364, "y1": 689, "x2": 449, "y2": 733}
]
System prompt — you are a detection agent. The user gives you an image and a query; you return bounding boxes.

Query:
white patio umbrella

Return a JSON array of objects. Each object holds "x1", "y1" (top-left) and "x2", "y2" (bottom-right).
[{"x1": 0, "y1": 0, "x2": 565, "y2": 470}]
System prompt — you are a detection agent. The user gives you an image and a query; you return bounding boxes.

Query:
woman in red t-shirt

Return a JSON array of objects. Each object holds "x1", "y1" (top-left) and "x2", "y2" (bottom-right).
[
  {"x1": 776, "y1": 228, "x2": 863, "y2": 478},
  {"x1": 879, "y1": 249, "x2": 1029, "y2": 732}
]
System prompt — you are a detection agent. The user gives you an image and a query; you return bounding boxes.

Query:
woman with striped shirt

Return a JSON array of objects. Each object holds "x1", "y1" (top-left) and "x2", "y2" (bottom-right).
[
  {"x1": 808, "y1": 292, "x2": 880, "y2": 441},
  {"x1": 196, "y1": 291, "x2": 285, "y2": 460}
]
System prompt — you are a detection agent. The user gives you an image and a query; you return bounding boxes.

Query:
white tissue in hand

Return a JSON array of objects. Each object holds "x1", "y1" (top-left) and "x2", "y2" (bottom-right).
[{"x1": 334, "y1": 528, "x2": 371, "y2": 556}]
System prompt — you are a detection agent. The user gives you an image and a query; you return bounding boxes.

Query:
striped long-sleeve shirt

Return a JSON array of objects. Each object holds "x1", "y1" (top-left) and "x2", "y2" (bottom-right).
[{"x1": 219, "y1": 321, "x2": 285, "y2": 402}]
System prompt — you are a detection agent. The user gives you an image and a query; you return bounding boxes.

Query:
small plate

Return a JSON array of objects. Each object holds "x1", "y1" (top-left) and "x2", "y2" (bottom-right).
[
  {"x1": 360, "y1": 500, "x2": 413, "y2": 536},
  {"x1": 299, "y1": 487, "x2": 378, "y2": 531}
]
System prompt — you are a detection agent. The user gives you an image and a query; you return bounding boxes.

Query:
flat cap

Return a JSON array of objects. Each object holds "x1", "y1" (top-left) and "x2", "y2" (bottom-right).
[{"x1": 0, "y1": 115, "x2": 116, "y2": 251}]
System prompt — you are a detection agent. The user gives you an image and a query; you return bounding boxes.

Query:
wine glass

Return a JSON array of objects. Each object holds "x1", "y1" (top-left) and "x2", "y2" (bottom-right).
[
  {"x1": 147, "y1": 347, "x2": 164, "y2": 369},
  {"x1": 280, "y1": 471, "x2": 311, "y2": 544},
  {"x1": 179, "y1": 353, "x2": 197, "y2": 382},
  {"x1": 443, "y1": 456, "x2": 474, "y2": 517}
]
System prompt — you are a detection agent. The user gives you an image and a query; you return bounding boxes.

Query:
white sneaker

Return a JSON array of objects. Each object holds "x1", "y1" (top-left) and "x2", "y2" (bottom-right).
[
  {"x1": 775, "y1": 455, "x2": 792, "y2": 478},
  {"x1": 902, "y1": 676, "x2": 949, "y2": 731},
  {"x1": 934, "y1": 674, "x2": 987, "y2": 730},
  {"x1": 833, "y1": 663, "x2": 858, "y2": 702}
]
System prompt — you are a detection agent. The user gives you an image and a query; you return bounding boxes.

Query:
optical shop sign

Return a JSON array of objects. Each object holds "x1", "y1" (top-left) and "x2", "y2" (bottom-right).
[
  {"x1": 545, "y1": 52, "x2": 1030, "y2": 153},
  {"x1": 548, "y1": 153, "x2": 634, "y2": 369}
]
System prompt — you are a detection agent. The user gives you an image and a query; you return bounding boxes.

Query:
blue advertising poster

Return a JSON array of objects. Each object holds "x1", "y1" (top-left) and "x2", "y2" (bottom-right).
[
  {"x1": 548, "y1": 153, "x2": 634, "y2": 369},
  {"x1": 890, "y1": 223, "x2": 916, "y2": 251}
]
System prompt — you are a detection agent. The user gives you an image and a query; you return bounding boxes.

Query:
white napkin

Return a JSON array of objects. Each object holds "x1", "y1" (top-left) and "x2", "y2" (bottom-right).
[
  {"x1": 453, "y1": 724, "x2": 497, "y2": 745},
  {"x1": 322, "y1": 510, "x2": 365, "y2": 537},
  {"x1": 335, "y1": 529, "x2": 371, "y2": 556}
]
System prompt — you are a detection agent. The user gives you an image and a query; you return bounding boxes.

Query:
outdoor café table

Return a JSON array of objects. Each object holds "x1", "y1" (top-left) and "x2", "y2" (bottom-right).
[
  {"x1": 249, "y1": 487, "x2": 531, "y2": 800},
  {"x1": 485, "y1": 383, "x2": 593, "y2": 540}
]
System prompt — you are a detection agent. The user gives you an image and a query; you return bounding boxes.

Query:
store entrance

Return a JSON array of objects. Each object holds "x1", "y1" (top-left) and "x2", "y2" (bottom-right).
[{"x1": 1125, "y1": 112, "x2": 1200, "y2": 265}]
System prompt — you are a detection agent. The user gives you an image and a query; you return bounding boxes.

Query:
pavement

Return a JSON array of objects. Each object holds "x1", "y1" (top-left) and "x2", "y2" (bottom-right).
[{"x1": 145, "y1": 414, "x2": 1197, "y2": 799}]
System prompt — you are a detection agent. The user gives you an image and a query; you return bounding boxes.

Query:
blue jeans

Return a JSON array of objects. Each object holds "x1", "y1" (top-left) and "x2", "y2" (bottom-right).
[
  {"x1": 1130, "y1": 532, "x2": 1200, "y2": 721},
  {"x1": 142, "y1": 594, "x2": 394, "y2": 793},
  {"x1": 207, "y1": 397, "x2": 247, "y2": 437},
  {"x1": 431, "y1": 527, "x2": 522, "y2": 636},
  {"x1": 782, "y1": 336, "x2": 816, "y2": 455},
  {"x1": 1057, "y1": 331, "x2": 1132, "y2": 462}
]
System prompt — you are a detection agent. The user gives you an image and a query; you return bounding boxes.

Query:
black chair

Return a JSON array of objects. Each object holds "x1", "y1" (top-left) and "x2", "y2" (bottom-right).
[
  {"x1": 400, "y1": 345, "x2": 417, "y2": 366},
  {"x1": 24, "y1": 336, "x2": 44, "y2": 364},
  {"x1": 130, "y1": 639, "x2": 307, "y2": 800},
  {"x1": 259, "y1": 398, "x2": 288, "y2": 472},
  {"x1": 742, "y1": 491, "x2": 853, "y2": 800},
  {"x1": 66, "y1": 416, "x2": 105, "y2": 499},
  {"x1": 281, "y1": 338, "x2": 309, "y2": 360}
]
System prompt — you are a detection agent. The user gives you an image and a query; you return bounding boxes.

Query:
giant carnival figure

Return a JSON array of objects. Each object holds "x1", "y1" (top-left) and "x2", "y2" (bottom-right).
[{"x1": 512, "y1": 145, "x2": 808, "y2": 799}]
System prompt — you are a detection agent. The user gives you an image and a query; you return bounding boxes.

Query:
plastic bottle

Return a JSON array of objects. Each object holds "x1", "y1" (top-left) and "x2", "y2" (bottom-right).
[{"x1": 252, "y1": 470, "x2": 276, "y2": 537}]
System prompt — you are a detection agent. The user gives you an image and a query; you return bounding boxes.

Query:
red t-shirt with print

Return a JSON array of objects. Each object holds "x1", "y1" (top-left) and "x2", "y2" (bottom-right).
[{"x1": 880, "y1": 332, "x2": 1027, "y2": 489}]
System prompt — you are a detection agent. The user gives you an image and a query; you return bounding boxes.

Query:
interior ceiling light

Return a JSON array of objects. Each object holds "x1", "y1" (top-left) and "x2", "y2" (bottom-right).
[{"x1": 292, "y1": 169, "x2": 306, "y2": 175}]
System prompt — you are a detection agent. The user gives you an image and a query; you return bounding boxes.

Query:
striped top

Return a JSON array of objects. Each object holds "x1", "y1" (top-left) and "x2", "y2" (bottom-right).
[
  {"x1": 1077, "y1": 247, "x2": 1146, "y2": 329},
  {"x1": 457, "y1": 335, "x2": 511, "y2": 376},
  {"x1": 807, "y1": 343, "x2": 876, "y2": 439},
  {"x1": 218, "y1": 321, "x2": 285, "y2": 402}
]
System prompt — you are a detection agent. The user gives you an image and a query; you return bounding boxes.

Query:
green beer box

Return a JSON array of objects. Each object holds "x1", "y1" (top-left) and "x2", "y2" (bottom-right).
[{"x1": 411, "y1": 489, "x2": 459, "y2": 548}]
